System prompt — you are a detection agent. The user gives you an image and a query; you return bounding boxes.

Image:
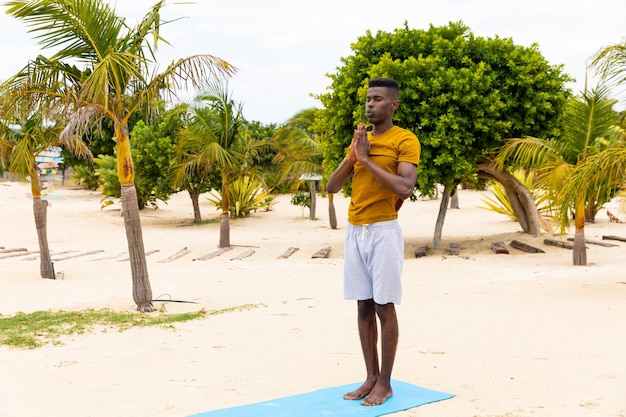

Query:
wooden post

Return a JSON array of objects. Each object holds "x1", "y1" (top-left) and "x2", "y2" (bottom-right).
[{"x1": 309, "y1": 180, "x2": 316, "y2": 220}]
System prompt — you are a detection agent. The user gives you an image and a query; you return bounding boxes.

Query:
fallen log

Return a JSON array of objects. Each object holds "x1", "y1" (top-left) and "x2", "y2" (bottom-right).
[
  {"x1": 25, "y1": 249, "x2": 77, "y2": 261},
  {"x1": 91, "y1": 252, "x2": 126, "y2": 261},
  {"x1": 312, "y1": 246, "x2": 331, "y2": 258},
  {"x1": 118, "y1": 249, "x2": 159, "y2": 262},
  {"x1": 0, "y1": 251, "x2": 39, "y2": 260},
  {"x1": 414, "y1": 245, "x2": 430, "y2": 258},
  {"x1": 602, "y1": 235, "x2": 626, "y2": 243},
  {"x1": 543, "y1": 239, "x2": 574, "y2": 249},
  {"x1": 230, "y1": 249, "x2": 255, "y2": 260},
  {"x1": 510, "y1": 240, "x2": 545, "y2": 253},
  {"x1": 277, "y1": 247, "x2": 299, "y2": 259},
  {"x1": 158, "y1": 247, "x2": 191, "y2": 263},
  {"x1": 566, "y1": 238, "x2": 618, "y2": 247},
  {"x1": 0, "y1": 248, "x2": 27, "y2": 254},
  {"x1": 445, "y1": 243, "x2": 461, "y2": 256},
  {"x1": 491, "y1": 241, "x2": 509, "y2": 254},
  {"x1": 193, "y1": 247, "x2": 231, "y2": 261},
  {"x1": 54, "y1": 250, "x2": 105, "y2": 261}
]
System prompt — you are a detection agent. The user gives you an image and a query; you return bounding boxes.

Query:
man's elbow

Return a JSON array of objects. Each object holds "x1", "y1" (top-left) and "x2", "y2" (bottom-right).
[
  {"x1": 326, "y1": 178, "x2": 342, "y2": 194},
  {"x1": 398, "y1": 184, "x2": 415, "y2": 200}
]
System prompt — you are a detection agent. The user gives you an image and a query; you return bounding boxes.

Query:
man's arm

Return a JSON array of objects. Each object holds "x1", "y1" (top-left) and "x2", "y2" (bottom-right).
[
  {"x1": 326, "y1": 126, "x2": 360, "y2": 194},
  {"x1": 359, "y1": 159, "x2": 417, "y2": 200},
  {"x1": 326, "y1": 157, "x2": 355, "y2": 194},
  {"x1": 352, "y1": 123, "x2": 417, "y2": 200}
]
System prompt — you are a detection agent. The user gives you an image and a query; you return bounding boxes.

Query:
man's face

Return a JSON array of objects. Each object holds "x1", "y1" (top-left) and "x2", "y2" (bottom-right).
[{"x1": 365, "y1": 86, "x2": 398, "y2": 124}]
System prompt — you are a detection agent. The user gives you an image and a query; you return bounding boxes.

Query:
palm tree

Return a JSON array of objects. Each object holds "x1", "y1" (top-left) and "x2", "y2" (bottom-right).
[
  {"x1": 555, "y1": 39, "x2": 626, "y2": 249},
  {"x1": 268, "y1": 108, "x2": 325, "y2": 221},
  {"x1": 0, "y1": 114, "x2": 91, "y2": 278},
  {"x1": 493, "y1": 85, "x2": 621, "y2": 265},
  {"x1": 0, "y1": 0, "x2": 236, "y2": 311},
  {"x1": 270, "y1": 108, "x2": 324, "y2": 183},
  {"x1": 173, "y1": 82, "x2": 257, "y2": 248}
]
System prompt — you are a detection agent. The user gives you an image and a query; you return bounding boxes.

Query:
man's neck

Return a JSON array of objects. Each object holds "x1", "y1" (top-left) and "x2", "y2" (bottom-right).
[{"x1": 371, "y1": 121, "x2": 394, "y2": 136}]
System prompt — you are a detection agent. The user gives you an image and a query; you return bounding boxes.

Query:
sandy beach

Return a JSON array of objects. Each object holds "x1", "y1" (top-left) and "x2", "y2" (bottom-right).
[{"x1": 1, "y1": 180, "x2": 625, "y2": 417}]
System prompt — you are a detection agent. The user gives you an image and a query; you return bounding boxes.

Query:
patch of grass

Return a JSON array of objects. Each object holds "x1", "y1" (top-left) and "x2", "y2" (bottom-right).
[{"x1": 0, "y1": 304, "x2": 263, "y2": 349}]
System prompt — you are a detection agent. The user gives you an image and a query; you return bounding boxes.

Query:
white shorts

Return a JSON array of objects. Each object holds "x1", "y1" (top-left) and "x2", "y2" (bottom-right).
[{"x1": 343, "y1": 219, "x2": 404, "y2": 305}]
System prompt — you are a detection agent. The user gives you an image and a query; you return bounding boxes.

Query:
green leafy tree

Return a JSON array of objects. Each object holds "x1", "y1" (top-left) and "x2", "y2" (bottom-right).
[
  {"x1": 0, "y1": 0, "x2": 236, "y2": 311},
  {"x1": 130, "y1": 105, "x2": 187, "y2": 209},
  {"x1": 317, "y1": 21, "x2": 571, "y2": 247}
]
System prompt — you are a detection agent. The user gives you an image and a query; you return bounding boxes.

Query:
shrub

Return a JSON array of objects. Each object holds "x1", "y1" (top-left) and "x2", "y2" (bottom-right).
[
  {"x1": 207, "y1": 176, "x2": 275, "y2": 218},
  {"x1": 290, "y1": 191, "x2": 311, "y2": 218},
  {"x1": 480, "y1": 168, "x2": 552, "y2": 221}
]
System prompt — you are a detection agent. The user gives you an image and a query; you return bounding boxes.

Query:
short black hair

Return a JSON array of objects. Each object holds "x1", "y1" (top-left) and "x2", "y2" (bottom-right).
[{"x1": 368, "y1": 77, "x2": 400, "y2": 93}]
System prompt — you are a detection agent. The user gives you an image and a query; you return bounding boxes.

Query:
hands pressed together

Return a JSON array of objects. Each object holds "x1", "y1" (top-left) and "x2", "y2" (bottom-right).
[{"x1": 350, "y1": 123, "x2": 370, "y2": 162}]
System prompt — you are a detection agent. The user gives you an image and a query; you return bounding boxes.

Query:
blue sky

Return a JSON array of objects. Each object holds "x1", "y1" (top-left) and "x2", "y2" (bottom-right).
[{"x1": 1, "y1": 0, "x2": 624, "y2": 124}]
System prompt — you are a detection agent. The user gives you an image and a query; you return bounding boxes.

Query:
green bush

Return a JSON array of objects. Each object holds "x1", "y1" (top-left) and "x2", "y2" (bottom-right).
[
  {"x1": 290, "y1": 191, "x2": 310, "y2": 208},
  {"x1": 70, "y1": 163, "x2": 101, "y2": 190},
  {"x1": 290, "y1": 191, "x2": 311, "y2": 218},
  {"x1": 94, "y1": 155, "x2": 121, "y2": 198},
  {"x1": 207, "y1": 176, "x2": 275, "y2": 218}
]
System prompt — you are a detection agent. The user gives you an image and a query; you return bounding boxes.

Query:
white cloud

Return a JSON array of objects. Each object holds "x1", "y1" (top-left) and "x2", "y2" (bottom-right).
[{"x1": 1, "y1": 0, "x2": 624, "y2": 123}]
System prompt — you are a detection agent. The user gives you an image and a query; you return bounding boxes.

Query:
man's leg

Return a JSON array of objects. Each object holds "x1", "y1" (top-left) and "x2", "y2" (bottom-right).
[
  {"x1": 362, "y1": 302, "x2": 398, "y2": 406},
  {"x1": 343, "y1": 299, "x2": 379, "y2": 400}
]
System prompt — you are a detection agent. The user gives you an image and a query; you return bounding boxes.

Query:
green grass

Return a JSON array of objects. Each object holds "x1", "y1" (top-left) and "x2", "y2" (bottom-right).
[{"x1": 0, "y1": 304, "x2": 263, "y2": 349}]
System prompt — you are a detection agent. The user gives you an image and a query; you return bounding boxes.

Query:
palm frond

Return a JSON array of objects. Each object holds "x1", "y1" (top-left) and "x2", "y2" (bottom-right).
[
  {"x1": 146, "y1": 55, "x2": 237, "y2": 103},
  {"x1": 5, "y1": 0, "x2": 124, "y2": 62},
  {"x1": 592, "y1": 38, "x2": 626, "y2": 87},
  {"x1": 493, "y1": 136, "x2": 562, "y2": 170},
  {"x1": 80, "y1": 51, "x2": 145, "y2": 107},
  {"x1": 0, "y1": 56, "x2": 82, "y2": 118},
  {"x1": 562, "y1": 85, "x2": 619, "y2": 161},
  {"x1": 9, "y1": 138, "x2": 35, "y2": 177}
]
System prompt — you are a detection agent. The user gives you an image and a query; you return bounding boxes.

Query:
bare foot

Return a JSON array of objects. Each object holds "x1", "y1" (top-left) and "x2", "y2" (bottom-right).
[
  {"x1": 343, "y1": 381, "x2": 375, "y2": 401},
  {"x1": 361, "y1": 382, "x2": 393, "y2": 406}
]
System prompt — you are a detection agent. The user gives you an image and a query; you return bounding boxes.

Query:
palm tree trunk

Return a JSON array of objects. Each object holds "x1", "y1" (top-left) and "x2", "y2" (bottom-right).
[
  {"x1": 30, "y1": 172, "x2": 54, "y2": 279},
  {"x1": 188, "y1": 190, "x2": 202, "y2": 222},
  {"x1": 122, "y1": 184, "x2": 154, "y2": 311},
  {"x1": 116, "y1": 122, "x2": 154, "y2": 312},
  {"x1": 433, "y1": 187, "x2": 451, "y2": 249},
  {"x1": 309, "y1": 180, "x2": 317, "y2": 220},
  {"x1": 219, "y1": 181, "x2": 230, "y2": 248},
  {"x1": 33, "y1": 199, "x2": 54, "y2": 279},
  {"x1": 478, "y1": 162, "x2": 541, "y2": 236},
  {"x1": 572, "y1": 200, "x2": 587, "y2": 266}
]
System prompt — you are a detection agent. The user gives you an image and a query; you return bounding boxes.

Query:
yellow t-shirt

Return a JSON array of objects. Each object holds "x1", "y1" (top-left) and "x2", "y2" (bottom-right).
[{"x1": 347, "y1": 125, "x2": 420, "y2": 225}]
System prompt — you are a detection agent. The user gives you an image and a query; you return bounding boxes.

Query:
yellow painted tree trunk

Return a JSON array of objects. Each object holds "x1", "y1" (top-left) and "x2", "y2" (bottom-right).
[{"x1": 115, "y1": 122, "x2": 154, "y2": 312}]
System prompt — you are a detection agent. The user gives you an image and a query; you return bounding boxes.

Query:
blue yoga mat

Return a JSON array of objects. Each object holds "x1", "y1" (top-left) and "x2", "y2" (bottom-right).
[{"x1": 188, "y1": 380, "x2": 454, "y2": 417}]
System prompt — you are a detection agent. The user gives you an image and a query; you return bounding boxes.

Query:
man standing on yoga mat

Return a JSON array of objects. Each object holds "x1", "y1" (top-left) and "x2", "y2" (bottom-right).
[{"x1": 326, "y1": 77, "x2": 420, "y2": 406}]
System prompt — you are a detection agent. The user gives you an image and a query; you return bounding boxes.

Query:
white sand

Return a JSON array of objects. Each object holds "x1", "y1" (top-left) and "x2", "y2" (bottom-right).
[{"x1": 1, "y1": 181, "x2": 625, "y2": 417}]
